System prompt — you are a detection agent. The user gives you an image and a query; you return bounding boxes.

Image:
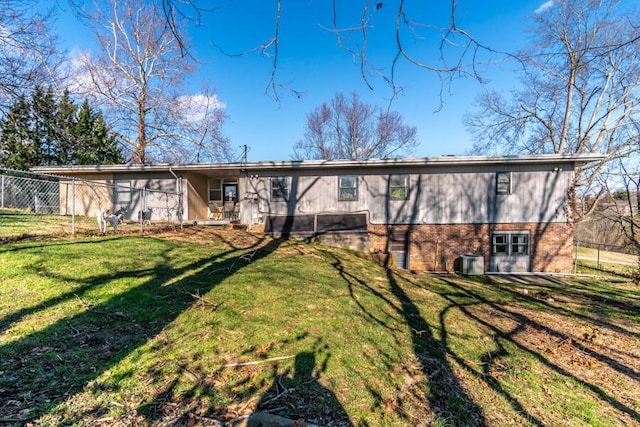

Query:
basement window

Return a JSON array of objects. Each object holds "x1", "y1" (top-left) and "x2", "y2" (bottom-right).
[
  {"x1": 511, "y1": 234, "x2": 529, "y2": 255},
  {"x1": 492, "y1": 234, "x2": 509, "y2": 254},
  {"x1": 492, "y1": 232, "x2": 529, "y2": 255}
]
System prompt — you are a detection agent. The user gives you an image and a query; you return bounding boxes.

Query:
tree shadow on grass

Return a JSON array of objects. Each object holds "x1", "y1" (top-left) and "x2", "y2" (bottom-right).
[
  {"x1": 365, "y1": 268, "x2": 638, "y2": 425},
  {"x1": 461, "y1": 275, "x2": 640, "y2": 383},
  {"x1": 0, "y1": 238, "x2": 158, "y2": 337},
  {"x1": 432, "y1": 275, "x2": 639, "y2": 424},
  {"x1": 478, "y1": 274, "x2": 640, "y2": 338},
  {"x1": 0, "y1": 233, "x2": 285, "y2": 424},
  {"x1": 252, "y1": 344, "x2": 353, "y2": 426},
  {"x1": 325, "y1": 250, "x2": 487, "y2": 425},
  {"x1": 383, "y1": 269, "x2": 489, "y2": 426}
]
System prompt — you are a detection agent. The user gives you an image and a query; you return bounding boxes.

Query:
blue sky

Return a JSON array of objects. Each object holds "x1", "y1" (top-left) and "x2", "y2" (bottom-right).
[{"x1": 52, "y1": 1, "x2": 551, "y2": 162}]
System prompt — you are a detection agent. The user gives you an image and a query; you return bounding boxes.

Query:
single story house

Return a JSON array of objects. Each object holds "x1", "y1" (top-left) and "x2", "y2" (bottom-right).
[{"x1": 34, "y1": 153, "x2": 603, "y2": 274}]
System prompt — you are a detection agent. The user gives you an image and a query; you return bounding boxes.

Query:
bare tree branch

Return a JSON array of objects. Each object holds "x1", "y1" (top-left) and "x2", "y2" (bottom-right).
[
  {"x1": 0, "y1": 1, "x2": 65, "y2": 111},
  {"x1": 158, "y1": 1, "x2": 513, "y2": 103},
  {"x1": 72, "y1": 0, "x2": 231, "y2": 164},
  {"x1": 466, "y1": 0, "x2": 640, "y2": 220},
  {"x1": 293, "y1": 92, "x2": 417, "y2": 160}
]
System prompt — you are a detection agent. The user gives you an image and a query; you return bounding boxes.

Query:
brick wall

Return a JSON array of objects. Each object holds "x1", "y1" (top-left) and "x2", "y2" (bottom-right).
[{"x1": 368, "y1": 222, "x2": 574, "y2": 273}]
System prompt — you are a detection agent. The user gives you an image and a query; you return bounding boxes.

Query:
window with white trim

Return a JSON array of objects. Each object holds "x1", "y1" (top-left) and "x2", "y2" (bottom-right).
[
  {"x1": 511, "y1": 234, "x2": 529, "y2": 255},
  {"x1": 492, "y1": 232, "x2": 529, "y2": 255},
  {"x1": 209, "y1": 177, "x2": 238, "y2": 202},
  {"x1": 338, "y1": 176, "x2": 358, "y2": 201},
  {"x1": 208, "y1": 178, "x2": 222, "y2": 202},
  {"x1": 271, "y1": 177, "x2": 290, "y2": 202},
  {"x1": 389, "y1": 175, "x2": 409, "y2": 200},
  {"x1": 496, "y1": 172, "x2": 512, "y2": 194},
  {"x1": 492, "y1": 234, "x2": 509, "y2": 254}
]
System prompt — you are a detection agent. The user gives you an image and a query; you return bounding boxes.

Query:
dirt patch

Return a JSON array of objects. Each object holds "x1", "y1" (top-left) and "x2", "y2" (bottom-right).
[{"x1": 155, "y1": 225, "x2": 267, "y2": 248}]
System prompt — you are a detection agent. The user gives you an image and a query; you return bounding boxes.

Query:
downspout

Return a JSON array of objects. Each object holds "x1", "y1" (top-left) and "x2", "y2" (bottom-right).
[{"x1": 169, "y1": 167, "x2": 183, "y2": 229}]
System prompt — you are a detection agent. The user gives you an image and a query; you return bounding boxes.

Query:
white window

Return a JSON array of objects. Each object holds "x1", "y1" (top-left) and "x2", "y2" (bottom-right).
[
  {"x1": 496, "y1": 172, "x2": 512, "y2": 194},
  {"x1": 389, "y1": 175, "x2": 409, "y2": 200},
  {"x1": 511, "y1": 234, "x2": 529, "y2": 255},
  {"x1": 209, "y1": 177, "x2": 238, "y2": 202},
  {"x1": 338, "y1": 176, "x2": 358, "y2": 201},
  {"x1": 271, "y1": 177, "x2": 290, "y2": 202},
  {"x1": 492, "y1": 233, "x2": 509, "y2": 254},
  {"x1": 492, "y1": 232, "x2": 529, "y2": 255},
  {"x1": 209, "y1": 178, "x2": 222, "y2": 202}
]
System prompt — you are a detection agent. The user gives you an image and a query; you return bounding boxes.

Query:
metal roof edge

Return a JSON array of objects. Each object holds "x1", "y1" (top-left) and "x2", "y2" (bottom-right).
[{"x1": 31, "y1": 153, "x2": 605, "y2": 174}]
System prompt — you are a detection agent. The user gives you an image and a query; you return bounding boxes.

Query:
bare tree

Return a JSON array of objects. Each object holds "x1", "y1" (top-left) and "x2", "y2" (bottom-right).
[
  {"x1": 589, "y1": 161, "x2": 640, "y2": 281},
  {"x1": 75, "y1": 0, "x2": 232, "y2": 164},
  {"x1": 465, "y1": 0, "x2": 640, "y2": 218},
  {"x1": 293, "y1": 92, "x2": 418, "y2": 160},
  {"x1": 597, "y1": 162, "x2": 640, "y2": 247},
  {"x1": 0, "y1": 0, "x2": 64, "y2": 111}
]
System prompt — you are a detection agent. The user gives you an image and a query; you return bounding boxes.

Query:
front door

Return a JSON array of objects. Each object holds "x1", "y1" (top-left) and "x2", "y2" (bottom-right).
[
  {"x1": 223, "y1": 184, "x2": 239, "y2": 220},
  {"x1": 224, "y1": 184, "x2": 238, "y2": 202},
  {"x1": 490, "y1": 231, "x2": 530, "y2": 272}
]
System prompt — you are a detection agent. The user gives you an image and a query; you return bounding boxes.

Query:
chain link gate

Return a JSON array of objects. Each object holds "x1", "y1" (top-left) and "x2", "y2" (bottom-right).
[{"x1": 0, "y1": 168, "x2": 183, "y2": 239}]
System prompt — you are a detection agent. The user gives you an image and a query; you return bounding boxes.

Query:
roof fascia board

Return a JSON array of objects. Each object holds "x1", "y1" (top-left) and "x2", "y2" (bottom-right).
[{"x1": 31, "y1": 153, "x2": 606, "y2": 175}]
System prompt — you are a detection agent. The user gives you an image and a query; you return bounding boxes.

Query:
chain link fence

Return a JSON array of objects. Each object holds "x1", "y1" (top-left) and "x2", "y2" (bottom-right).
[{"x1": 0, "y1": 168, "x2": 183, "y2": 239}]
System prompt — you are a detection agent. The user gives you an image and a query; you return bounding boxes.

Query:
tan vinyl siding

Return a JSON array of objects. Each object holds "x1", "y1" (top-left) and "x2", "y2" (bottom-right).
[
  {"x1": 59, "y1": 173, "x2": 113, "y2": 217},
  {"x1": 186, "y1": 172, "x2": 208, "y2": 221}
]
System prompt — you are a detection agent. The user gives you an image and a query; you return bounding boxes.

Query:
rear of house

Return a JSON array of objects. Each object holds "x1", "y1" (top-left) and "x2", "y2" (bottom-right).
[{"x1": 35, "y1": 153, "x2": 601, "y2": 274}]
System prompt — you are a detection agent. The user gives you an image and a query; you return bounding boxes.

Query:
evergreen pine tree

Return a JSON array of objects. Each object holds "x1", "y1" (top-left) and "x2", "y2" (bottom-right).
[
  {"x1": 31, "y1": 86, "x2": 58, "y2": 165},
  {"x1": 0, "y1": 96, "x2": 40, "y2": 170},
  {"x1": 73, "y1": 100, "x2": 123, "y2": 165},
  {"x1": 55, "y1": 90, "x2": 79, "y2": 165},
  {"x1": 0, "y1": 87, "x2": 123, "y2": 168}
]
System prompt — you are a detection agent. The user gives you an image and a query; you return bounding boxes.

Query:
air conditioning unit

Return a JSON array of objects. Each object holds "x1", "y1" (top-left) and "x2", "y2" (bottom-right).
[{"x1": 461, "y1": 255, "x2": 484, "y2": 275}]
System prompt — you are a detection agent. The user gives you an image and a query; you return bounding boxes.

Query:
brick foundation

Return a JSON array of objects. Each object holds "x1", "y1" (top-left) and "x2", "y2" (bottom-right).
[{"x1": 368, "y1": 222, "x2": 574, "y2": 273}]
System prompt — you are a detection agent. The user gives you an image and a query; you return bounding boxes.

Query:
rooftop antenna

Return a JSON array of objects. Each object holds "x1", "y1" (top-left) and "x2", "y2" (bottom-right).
[{"x1": 241, "y1": 144, "x2": 249, "y2": 163}]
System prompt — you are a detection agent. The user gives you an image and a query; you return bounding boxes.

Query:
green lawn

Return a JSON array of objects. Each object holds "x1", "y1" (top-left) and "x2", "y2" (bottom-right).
[
  {"x1": 576, "y1": 247, "x2": 637, "y2": 265},
  {"x1": 0, "y1": 208, "x2": 75, "y2": 237},
  {"x1": 0, "y1": 228, "x2": 638, "y2": 426},
  {"x1": 0, "y1": 208, "x2": 165, "y2": 239},
  {"x1": 576, "y1": 246, "x2": 638, "y2": 276}
]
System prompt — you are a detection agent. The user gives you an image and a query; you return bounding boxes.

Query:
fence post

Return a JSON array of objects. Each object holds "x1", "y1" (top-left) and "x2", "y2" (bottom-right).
[
  {"x1": 71, "y1": 178, "x2": 76, "y2": 236},
  {"x1": 178, "y1": 177, "x2": 184, "y2": 230},
  {"x1": 140, "y1": 187, "x2": 144, "y2": 233},
  {"x1": 597, "y1": 244, "x2": 601, "y2": 270},
  {"x1": 1, "y1": 174, "x2": 4, "y2": 208},
  {"x1": 574, "y1": 240, "x2": 579, "y2": 273}
]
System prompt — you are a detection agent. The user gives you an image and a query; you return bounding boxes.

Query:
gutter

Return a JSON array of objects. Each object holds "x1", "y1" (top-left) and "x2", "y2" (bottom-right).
[{"x1": 31, "y1": 153, "x2": 607, "y2": 176}]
